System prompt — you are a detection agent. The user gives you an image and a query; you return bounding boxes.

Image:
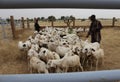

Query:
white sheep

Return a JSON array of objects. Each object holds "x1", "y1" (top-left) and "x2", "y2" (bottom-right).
[
  {"x1": 27, "y1": 48, "x2": 39, "y2": 59},
  {"x1": 91, "y1": 48, "x2": 104, "y2": 70},
  {"x1": 39, "y1": 47, "x2": 57, "y2": 63},
  {"x1": 31, "y1": 44, "x2": 39, "y2": 52},
  {"x1": 18, "y1": 41, "x2": 29, "y2": 51},
  {"x1": 29, "y1": 57, "x2": 49, "y2": 73},
  {"x1": 48, "y1": 55, "x2": 83, "y2": 72},
  {"x1": 56, "y1": 46, "x2": 71, "y2": 57}
]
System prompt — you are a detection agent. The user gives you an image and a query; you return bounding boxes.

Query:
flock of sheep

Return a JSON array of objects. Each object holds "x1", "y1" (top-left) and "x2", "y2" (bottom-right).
[{"x1": 18, "y1": 27, "x2": 104, "y2": 74}]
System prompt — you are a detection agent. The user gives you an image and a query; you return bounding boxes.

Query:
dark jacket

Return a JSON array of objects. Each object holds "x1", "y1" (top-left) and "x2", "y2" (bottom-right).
[
  {"x1": 87, "y1": 20, "x2": 102, "y2": 43},
  {"x1": 34, "y1": 22, "x2": 40, "y2": 32}
]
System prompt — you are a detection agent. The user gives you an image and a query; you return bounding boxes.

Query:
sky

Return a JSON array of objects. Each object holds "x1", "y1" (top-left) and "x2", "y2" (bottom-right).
[{"x1": 0, "y1": 9, "x2": 120, "y2": 19}]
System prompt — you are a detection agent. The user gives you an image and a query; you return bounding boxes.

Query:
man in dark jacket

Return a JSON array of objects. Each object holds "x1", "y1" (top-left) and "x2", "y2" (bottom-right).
[
  {"x1": 34, "y1": 18, "x2": 40, "y2": 32},
  {"x1": 86, "y1": 15, "x2": 103, "y2": 43}
]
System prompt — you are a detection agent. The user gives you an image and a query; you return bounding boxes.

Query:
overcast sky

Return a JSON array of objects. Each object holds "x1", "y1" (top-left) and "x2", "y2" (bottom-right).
[{"x1": 0, "y1": 9, "x2": 120, "y2": 19}]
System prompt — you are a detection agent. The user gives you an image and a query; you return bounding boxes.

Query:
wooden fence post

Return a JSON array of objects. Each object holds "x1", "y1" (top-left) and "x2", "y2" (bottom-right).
[
  {"x1": 112, "y1": 17, "x2": 116, "y2": 27},
  {"x1": 10, "y1": 16, "x2": 16, "y2": 39},
  {"x1": 73, "y1": 20, "x2": 75, "y2": 28},
  {"x1": 21, "y1": 17, "x2": 25, "y2": 28},
  {"x1": 27, "y1": 18, "x2": 30, "y2": 28},
  {"x1": 51, "y1": 21, "x2": 54, "y2": 27}
]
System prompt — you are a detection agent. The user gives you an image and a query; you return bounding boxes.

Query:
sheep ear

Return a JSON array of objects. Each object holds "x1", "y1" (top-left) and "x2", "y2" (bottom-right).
[{"x1": 91, "y1": 48, "x2": 95, "y2": 52}]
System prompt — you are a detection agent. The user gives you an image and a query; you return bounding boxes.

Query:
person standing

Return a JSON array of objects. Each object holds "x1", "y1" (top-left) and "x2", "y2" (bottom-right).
[
  {"x1": 34, "y1": 18, "x2": 40, "y2": 32},
  {"x1": 86, "y1": 15, "x2": 103, "y2": 43}
]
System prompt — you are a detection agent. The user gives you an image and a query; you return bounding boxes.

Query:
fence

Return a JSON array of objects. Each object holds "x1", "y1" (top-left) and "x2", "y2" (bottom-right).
[
  {"x1": 0, "y1": 16, "x2": 31, "y2": 39},
  {"x1": 1, "y1": 16, "x2": 119, "y2": 40},
  {"x1": 39, "y1": 18, "x2": 120, "y2": 27}
]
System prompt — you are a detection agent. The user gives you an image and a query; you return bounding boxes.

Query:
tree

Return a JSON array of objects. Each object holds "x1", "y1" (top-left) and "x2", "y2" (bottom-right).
[
  {"x1": 41, "y1": 17, "x2": 45, "y2": 21},
  {"x1": 61, "y1": 16, "x2": 76, "y2": 34},
  {"x1": 47, "y1": 16, "x2": 56, "y2": 26},
  {"x1": 48, "y1": 16, "x2": 56, "y2": 21},
  {"x1": 60, "y1": 16, "x2": 65, "y2": 20},
  {"x1": 70, "y1": 15, "x2": 75, "y2": 21},
  {"x1": 29, "y1": 18, "x2": 34, "y2": 22},
  {"x1": 6, "y1": 18, "x2": 10, "y2": 23},
  {"x1": 62, "y1": 16, "x2": 75, "y2": 27},
  {"x1": 70, "y1": 15, "x2": 76, "y2": 27}
]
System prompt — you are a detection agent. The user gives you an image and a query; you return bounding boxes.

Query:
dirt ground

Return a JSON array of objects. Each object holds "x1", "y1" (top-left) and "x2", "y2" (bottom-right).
[{"x1": 0, "y1": 27, "x2": 120, "y2": 74}]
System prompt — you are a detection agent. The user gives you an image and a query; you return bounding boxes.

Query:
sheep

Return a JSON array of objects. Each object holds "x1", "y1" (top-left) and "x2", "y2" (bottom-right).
[
  {"x1": 31, "y1": 44, "x2": 39, "y2": 52},
  {"x1": 64, "y1": 50, "x2": 74, "y2": 57},
  {"x1": 48, "y1": 55, "x2": 83, "y2": 72},
  {"x1": 90, "y1": 42, "x2": 100, "y2": 50},
  {"x1": 72, "y1": 45, "x2": 82, "y2": 57},
  {"x1": 18, "y1": 41, "x2": 29, "y2": 51},
  {"x1": 39, "y1": 47, "x2": 59, "y2": 63},
  {"x1": 18, "y1": 26, "x2": 104, "y2": 73},
  {"x1": 52, "y1": 52, "x2": 60, "y2": 59},
  {"x1": 56, "y1": 46, "x2": 71, "y2": 57},
  {"x1": 18, "y1": 41, "x2": 30, "y2": 59},
  {"x1": 29, "y1": 57, "x2": 49, "y2": 73},
  {"x1": 47, "y1": 59, "x2": 63, "y2": 73},
  {"x1": 81, "y1": 42, "x2": 100, "y2": 62},
  {"x1": 82, "y1": 42, "x2": 100, "y2": 56},
  {"x1": 27, "y1": 48, "x2": 39, "y2": 59},
  {"x1": 27, "y1": 49, "x2": 39, "y2": 70},
  {"x1": 90, "y1": 48, "x2": 104, "y2": 70},
  {"x1": 47, "y1": 39, "x2": 59, "y2": 51}
]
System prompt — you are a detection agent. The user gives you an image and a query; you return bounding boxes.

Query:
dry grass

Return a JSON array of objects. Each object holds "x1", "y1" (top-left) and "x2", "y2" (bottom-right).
[
  {"x1": 37, "y1": 19, "x2": 120, "y2": 27},
  {"x1": 0, "y1": 23, "x2": 120, "y2": 74},
  {"x1": 0, "y1": 28, "x2": 33, "y2": 74}
]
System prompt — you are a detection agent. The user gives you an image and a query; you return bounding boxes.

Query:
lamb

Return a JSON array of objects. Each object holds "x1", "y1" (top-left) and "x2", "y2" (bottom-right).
[
  {"x1": 29, "y1": 57, "x2": 49, "y2": 73},
  {"x1": 48, "y1": 55, "x2": 83, "y2": 72}
]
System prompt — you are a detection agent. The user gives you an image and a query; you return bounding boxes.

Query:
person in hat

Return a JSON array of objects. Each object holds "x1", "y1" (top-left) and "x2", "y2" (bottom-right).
[
  {"x1": 34, "y1": 18, "x2": 41, "y2": 32},
  {"x1": 86, "y1": 15, "x2": 103, "y2": 43}
]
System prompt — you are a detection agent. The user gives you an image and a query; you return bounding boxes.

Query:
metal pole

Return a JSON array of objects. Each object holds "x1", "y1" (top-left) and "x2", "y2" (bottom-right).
[
  {"x1": 0, "y1": 70, "x2": 120, "y2": 82},
  {"x1": 0, "y1": 0, "x2": 120, "y2": 9}
]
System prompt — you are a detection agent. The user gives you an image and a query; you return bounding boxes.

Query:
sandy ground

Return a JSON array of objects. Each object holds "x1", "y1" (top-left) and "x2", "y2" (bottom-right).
[{"x1": 0, "y1": 26, "x2": 120, "y2": 74}]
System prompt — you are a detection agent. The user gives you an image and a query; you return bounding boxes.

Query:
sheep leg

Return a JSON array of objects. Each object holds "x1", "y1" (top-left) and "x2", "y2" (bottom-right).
[
  {"x1": 63, "y1": 67, "x2": 68, "y2": 73},
  {"x1": 45, "y1": 70, "x2": 49, "y2": 74},
  {"x1": 82, "y1": 57, "x2": 85, "y2": 66},
  {"x1": 90, "y1": 60, "x2": 93, "y2": 71},
  {"x1": 101, "y1": 57, "x2": 104, "y2": 66},
  {"x1": 72, "y1": 67, "x2": 76, "y2": 72},
  {"x1": 79, "y1": 65, "x2": 83, "y2": 72},
  {"x1": 95, "y1": 59, "x2": 98, "y2": 71},
  {"x1": 30, "y1": 66, "x2": 33, "y2": 74},
  {"x1": 28, "y1": 62, "x2": 30, "y2": 71}
]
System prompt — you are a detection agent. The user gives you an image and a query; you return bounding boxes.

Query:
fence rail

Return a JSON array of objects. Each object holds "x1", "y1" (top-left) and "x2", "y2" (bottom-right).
[{"x1": 0, "y1": 70, "x2": 120, "y2": 82}]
